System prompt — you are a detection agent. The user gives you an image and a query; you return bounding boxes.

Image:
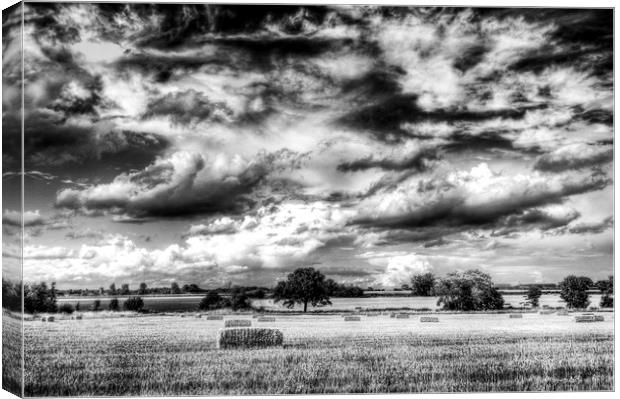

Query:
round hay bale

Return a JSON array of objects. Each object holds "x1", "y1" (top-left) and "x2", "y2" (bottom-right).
[
  {"x1": 257, "y1": 317, "x2": 275, "y2": 322},
  {"x1": 420, "y1": 316, "x2": 438, "y2": 323},
  {"x1": 344, "y1": 316, "x2": 360, "y2": 321},
  {"x1": 47, "y1": 316, "x2": 55, "y2": 322},
  {"x1": 217, "y1": 327, "x2": 283, "y2": 349},
  {"x1": 41, "y1": 316, "x2": 47, "y2": 322},
  {"x1": 509, "y1": 314, "x2": 523, "y2": 318},
  {"x1": 225, "y1": 319, "x2": 252, "y2": 328},
  {"x1": 74, "y1": 314, "x2": 83, "y2": 320},
  {"x1": 206, "y1": 315, "x2": 224, "y2": 320}
]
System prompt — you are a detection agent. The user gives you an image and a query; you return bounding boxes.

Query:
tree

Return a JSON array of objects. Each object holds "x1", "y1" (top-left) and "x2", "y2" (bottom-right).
[
  {"x1": 2, "y1": 279, "x2": 21, "y2": 312},
  {"x1": 120, "y1": 284, "x2": 130, "y2": 295},
  {"x1": 199, "y1": 291, "x2": 223, "y2": 310},
  {"x1": 109, "y1": 283, "x2": 117, "y2": 296},
  {"x1": 273, "y1": 267, "x2": 331, "y2": 312},
  {"x1": 108, "y1": 298, "x2": 120, "y2": 311},
  {"x1": 559, "y1": 275, "x2": 593, "y2": 309},
  {"x1": 525, "y1": 286, "x2": 542, "y2": 308},
  {"x1": 411, "y1": 273, "x2": 436, "y2": 296},
  {"x1": 124, "y1": 296, "x2": 144, "y2": 312},
  {"x1": 92, "y1": 299, "x2": 101, "y2": 311},
  {"x1": 138, "y1": 282, "x2": 148, "y2": 295},
  {"x1": 75, "y1": 302, "x2": 81, "y2": 312},
  {"x1": 171, "y1": 282, "x2": 181, "y2": 295},
  {"x1": 596, "y1": 276, "x2": 613, "y2": 308},
  {"x1": 24, "y1": 282, "x2": 58, "y2": 313},
  {"x1": 434, "y1": 270, "x2": 504, "y2": 311},
  {"x1": 230, "y1": 288, "x2": 251, "y2": 311}
]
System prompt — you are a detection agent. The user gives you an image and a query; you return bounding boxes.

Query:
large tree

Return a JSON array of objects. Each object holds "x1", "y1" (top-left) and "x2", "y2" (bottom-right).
[
  {"x1": 434, "y1": 270, "x2": 504, "y2": 311},
  {"x1": 559, "y1": 275, "x2": 592, "y2": 309},
  {"x1": 411, "y1": 273, "x2": 436, "y2": 296},
  {"x1": 273, "y1": 267, "x2": 332, "y2": 312}
]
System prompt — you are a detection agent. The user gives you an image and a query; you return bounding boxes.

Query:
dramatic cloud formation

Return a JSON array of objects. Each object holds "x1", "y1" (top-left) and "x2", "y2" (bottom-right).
[{"x1": 3, "y1": 4, "x2": 613, "y2": 288}]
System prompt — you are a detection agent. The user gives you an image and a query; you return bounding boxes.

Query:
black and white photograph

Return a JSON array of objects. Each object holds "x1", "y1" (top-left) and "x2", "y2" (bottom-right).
[{"x1": 1, "y1": 0, "x2": 615, "y2": 396}]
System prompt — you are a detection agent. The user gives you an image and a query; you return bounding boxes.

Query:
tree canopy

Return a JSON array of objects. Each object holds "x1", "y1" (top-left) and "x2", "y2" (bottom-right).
[
  {"x1": 434, "y1": 269, "x2": 504, "y2": 311},
  {"x1": 559, "y1": 275, "x2": 592, "y2": 309},
  {"x1": 273, "y1": 267, "x2": 332, "y2": 312},
  {"x1": 410, "y1": 273, "x2": 436, "y2": 296}
]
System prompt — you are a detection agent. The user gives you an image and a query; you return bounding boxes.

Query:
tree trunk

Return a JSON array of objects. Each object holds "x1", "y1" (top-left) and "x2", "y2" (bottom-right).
[{"x1": 303, "y1": 300, "x2": 308, "y2": 313}]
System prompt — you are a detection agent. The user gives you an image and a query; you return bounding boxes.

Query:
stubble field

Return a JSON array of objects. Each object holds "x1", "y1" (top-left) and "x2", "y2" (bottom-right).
[{"x1": 23, "y1": 311, "x2": 614, "y2": 396}]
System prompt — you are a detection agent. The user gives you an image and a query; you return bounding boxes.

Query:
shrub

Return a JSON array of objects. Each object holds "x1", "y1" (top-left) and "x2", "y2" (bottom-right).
[
  {"x1": 123, "y1": 296, "x2": 144, "y2": 312},
  {"x1": 525, "y1": 286, "x2": 542, "y2": 308},
  {"x1": 108, "y1": 298, "x2": 119, "y2": 311},
  {"x1": 58, "y1": 303, "x2": 75, "y2": 314},
  {"x1": 199, "y1": 291, "x2": 223, "y2": 310},
  {"x1": 92, "y1": 300, "x2": 101, "y2": 311},
  {"x1": 216, "y1": 327, "x2": 283, "y2": 349}
]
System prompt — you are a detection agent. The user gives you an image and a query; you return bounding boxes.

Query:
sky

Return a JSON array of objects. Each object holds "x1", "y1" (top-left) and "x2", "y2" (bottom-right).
[{"x1": 1, "y1": 3, "x2": 614, "y2": 289}]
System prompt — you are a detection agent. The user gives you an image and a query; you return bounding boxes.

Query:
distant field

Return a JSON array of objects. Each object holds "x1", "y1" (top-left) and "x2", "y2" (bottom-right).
[
  {"x1": 24, "y1": 312, "x2": 613, "y2": 395},
  {"x1": 56, "y1": 294, "x2": 605, "y2": 312}
]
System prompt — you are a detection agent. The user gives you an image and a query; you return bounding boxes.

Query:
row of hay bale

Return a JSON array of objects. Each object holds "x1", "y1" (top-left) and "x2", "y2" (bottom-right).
[{"x1": 41, "y1": 316, "x2": 55, "y2": 322}]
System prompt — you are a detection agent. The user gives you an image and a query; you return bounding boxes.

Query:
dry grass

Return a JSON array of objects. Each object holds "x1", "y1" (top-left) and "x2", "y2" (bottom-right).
[
  {"x1": 22, "y1": 312, "x2": 614, "y2": 395},
  {"x1": 2, "y1": 314, "x2": 22, "y2": 396}
]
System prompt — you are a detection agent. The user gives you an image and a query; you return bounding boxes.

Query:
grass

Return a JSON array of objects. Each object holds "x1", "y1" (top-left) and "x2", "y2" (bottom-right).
[
  {"x1": 21, "y1": 312, "x2": 613, "y2": 395},
  {"x1": 2, "y1": 312, "x2": 22, "y2": 396}
]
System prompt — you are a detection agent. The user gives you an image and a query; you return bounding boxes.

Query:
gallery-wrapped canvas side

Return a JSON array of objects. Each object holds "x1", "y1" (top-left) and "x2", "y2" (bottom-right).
[{"x1": 2, "y1": 1, "x2": 24, "y2": 397}]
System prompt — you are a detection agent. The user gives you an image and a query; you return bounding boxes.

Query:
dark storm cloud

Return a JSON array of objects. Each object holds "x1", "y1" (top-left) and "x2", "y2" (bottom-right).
[
  {"x1": 533, "y1": 145, "x2": 613, "y2": 173},
  {"x1": 491, "y1": 208, "x2": 580, "y2": 237},
  {"x1": 143, "y1": 90, "x2": 234, "y2": 125},
  {"x1": 567, "y1": 216, "x2": 613, "y2": 235},
  {"x1": 354, "y1": 172, "x2": 610, "y2": 232},
  {"x1": 54, "y1": 149, "x2": 306, "y2": 219},
  {"x1": 337, "y1": 150, "x2": 437, "y2": 173}
]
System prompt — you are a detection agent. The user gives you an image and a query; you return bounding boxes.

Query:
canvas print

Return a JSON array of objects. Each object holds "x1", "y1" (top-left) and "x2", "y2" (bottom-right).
[{"x1": 1, "y1": 1, "x2": 614, "y2": 396}]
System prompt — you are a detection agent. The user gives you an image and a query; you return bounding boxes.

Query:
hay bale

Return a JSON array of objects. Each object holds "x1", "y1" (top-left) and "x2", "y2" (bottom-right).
[
  {"x1": 395, "y1": 313, "x2": 409, "y2": 319},
  {"x1": 389, "y1": 313, "x2": 396, "y2": 318},
  {"x1": 225, "y1": 319, "x2": 252, "y2": 327},
  {"x1": 574, "y1": 315, "x2": 603, "y2": 322},
  {"x1": 344, "y1": 316, "x2": 360, "y2": 321},
  {"x1": 539, "y1": 310, "x2": 554, "y2": 315},
  {"x1": 74, "y1": 314, "x2": 82, "y2": 320},
  {"x1": 41, "y1": 316, "x2": 47, "y2": 322},
  {"x1": 420, "y1": 316, "x2": 439, "y2": 323},
  {"x1": 354, "y1": 307, "x2": 362, "y2": 310},
  {"x1": 206, "y1": 315, "x2": 224, "y2": 320},
  {"x1": 367, "y1": 313, "x2": 379, "y2": 317},
  {"x1": 556, "y1": 310, "x2": 568, "y2": 316},
  {"x1": 195, "y1": 315, "x2": 202, "y2": 318},
  {"x1": 217, "y1": 327, "x2": 283, "y2": 349},
  {"x1": 257, "y1": 317, "x2": 275, "y2": 322},
  {"x1": 509, "y1": 314, "x2": 523, "y2": 318},
  {"x1": 47, "y1": 316, "x2": 55, "y2": 322}
]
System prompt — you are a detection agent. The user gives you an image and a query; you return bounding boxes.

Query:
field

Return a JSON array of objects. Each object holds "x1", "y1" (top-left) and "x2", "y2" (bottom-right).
[
  {"x1": 23, "y1": 311, "x2": 613, "y2": 395},
  {"x1": 56, "y1": 293, "x2": 604, "y2": 312},
  {"x1": 2, "y1": 313, "x2": 22, "y2": 396}
]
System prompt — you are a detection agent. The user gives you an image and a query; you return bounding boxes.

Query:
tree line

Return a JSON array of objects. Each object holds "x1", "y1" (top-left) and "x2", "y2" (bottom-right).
[{"x1": 2, "y1": 269, "x2": 614, "y2": 314}]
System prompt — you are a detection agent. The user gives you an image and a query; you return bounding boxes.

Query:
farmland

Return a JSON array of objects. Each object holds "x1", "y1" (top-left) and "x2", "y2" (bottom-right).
[
  {"x1": 23, "y1": 311, "x2": 613, "y2": 395},
  {"x1": 55, "y1": 293, "x2": 605, "y2": 312}
]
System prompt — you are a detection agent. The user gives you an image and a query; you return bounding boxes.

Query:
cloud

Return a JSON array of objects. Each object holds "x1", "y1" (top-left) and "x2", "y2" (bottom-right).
[
  {"x1": 359, "y1": 251, "x2": 432, "y2": 287},
  {"x1": 55, "y1": 149, "x2": 305, "y2": 219},
  {"x1": 567, "y1": 216, "x2": 613, "y2": 235},
  {"x1": 355, "y1": 163, "x2": 610, "y2": 231},
  {"x1": 3, "y1": 209, "x2": 46, "y2": 227},
  {"x1": 142, "y1": 90, "x2": 234, "y2": 125},
  {"x1": 533, "y1": 143, "x2": 613, "y2": 172}
]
